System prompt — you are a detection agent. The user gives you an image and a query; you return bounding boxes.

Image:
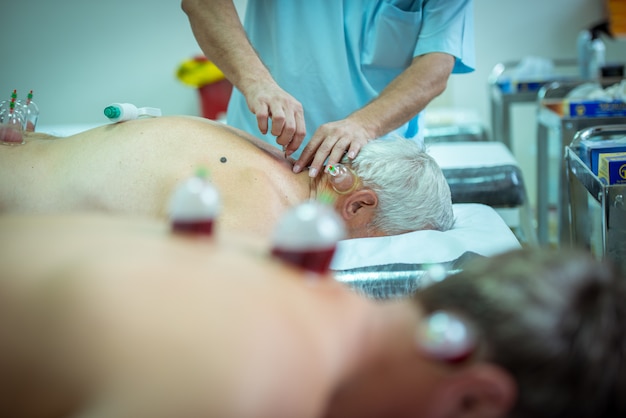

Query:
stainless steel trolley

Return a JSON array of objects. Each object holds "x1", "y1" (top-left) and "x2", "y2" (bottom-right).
[
  {"x1": 536, "y1": 80, "x2": 626, "y2": 246},
  {"x1": 488, "y1": 58, "x2": 578, "y2": 148},
  {"x1": 566, "y1": 125, "x2": 626, "y2": 272}
]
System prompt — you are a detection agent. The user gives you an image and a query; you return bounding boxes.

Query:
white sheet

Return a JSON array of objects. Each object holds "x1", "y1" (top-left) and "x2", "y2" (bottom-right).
[
  {"x1": 331, "y1": 203, "x2": 521, "y2": 270},
  {"x1": 427, "y1": 142, "x2": 519, "y2": 168}
]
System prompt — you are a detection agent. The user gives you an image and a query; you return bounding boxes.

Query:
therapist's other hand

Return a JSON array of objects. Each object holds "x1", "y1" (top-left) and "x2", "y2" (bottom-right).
[
  {"x1": 293, "y1": 118, "x2": 374, "y2": 177},
  {"x1": 245, "y1": 81, "x2": 306, "y2": 152}
]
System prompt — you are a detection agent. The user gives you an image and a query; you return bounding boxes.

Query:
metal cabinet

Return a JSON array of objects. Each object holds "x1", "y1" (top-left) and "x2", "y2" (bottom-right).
[{"x1": 566, "y1": 125, "x2": 626, "y2": 272}]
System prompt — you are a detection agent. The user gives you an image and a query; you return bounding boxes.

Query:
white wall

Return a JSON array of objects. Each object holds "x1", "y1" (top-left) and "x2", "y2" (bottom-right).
[
  {"x1": 436, "y1": 0, "x2": 625, "y2": 125},
  {"x1": 0, "y1": 0, "x2": 246, "y2": 126},
  {"x1": 1, "y1": 0, "x2": 624, "y2": 131},
  {"x1": 432, "y1": 0, "x2": 626, "y2": 208}
]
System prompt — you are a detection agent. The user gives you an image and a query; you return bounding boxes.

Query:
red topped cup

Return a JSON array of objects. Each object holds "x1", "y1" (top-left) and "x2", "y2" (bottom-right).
[
  {"x1": 271, "y1": 198, "x2": 346, "y2": 275},
  {"x1": 168, "y1": 167, "x2": 220, "y2": 236}
]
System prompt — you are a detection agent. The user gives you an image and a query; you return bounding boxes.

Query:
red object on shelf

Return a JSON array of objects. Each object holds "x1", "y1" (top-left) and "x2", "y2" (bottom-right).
[{"x1": 198, "y1": 78, "x2": 233, "y2": 120}]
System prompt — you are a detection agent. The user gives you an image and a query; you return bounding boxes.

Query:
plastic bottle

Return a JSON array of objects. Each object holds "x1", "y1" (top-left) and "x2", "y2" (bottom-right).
[
  {"x1": 588, "y1": 38, "x2": 606, "y2": 81},
  {"x1": 103, "y1": 103, "x2": 162, "y2": 122},
  {"x1": 271, "y1": 196, "x2": 346, "y2": 275},
  {"x1": 168, "y1": 167, "x2": 220, "y2": 236},
  {"x1": 20, "y1": 90, "x2": 39, "y2": 132},
  {"x1": 576, "y1": 29, "x2": 592, "y2": 80}
]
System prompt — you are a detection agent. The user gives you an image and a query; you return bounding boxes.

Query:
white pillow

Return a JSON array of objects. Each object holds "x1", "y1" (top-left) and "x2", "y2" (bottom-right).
[{"x1": 331, "y1": 203, "x2": 521, "y2": 271}]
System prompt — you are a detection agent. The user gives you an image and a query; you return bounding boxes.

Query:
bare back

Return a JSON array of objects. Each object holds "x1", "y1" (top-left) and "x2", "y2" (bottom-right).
[
  {"x1": 0, "y1": 213, "x2": 382, "y2": 418},
  {"x1": 0, "y1": 116, "x2": 311, "y2": 237}
]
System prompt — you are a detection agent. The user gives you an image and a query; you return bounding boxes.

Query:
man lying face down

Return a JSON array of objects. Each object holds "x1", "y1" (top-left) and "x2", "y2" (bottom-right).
[
  {"x1": 0, "y1": 213, "x2": 623, "y2": 418},
  {"x1": 0, "y1": 115, "x2": 454, "y2": 238}
]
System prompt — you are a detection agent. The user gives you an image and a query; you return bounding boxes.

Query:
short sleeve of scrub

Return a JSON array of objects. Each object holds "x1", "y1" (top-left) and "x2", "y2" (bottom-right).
[
  {"x1": 227, "y1": 0, "x2": 475, "y2": 156},
  {"x1": 413, "y1": 0, "x2": 475, "y2": 74}
]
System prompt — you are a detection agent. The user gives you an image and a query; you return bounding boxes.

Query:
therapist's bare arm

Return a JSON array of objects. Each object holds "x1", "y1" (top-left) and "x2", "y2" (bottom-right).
[
  {"x1": 181, "y1": 0, "x2": 306, "y2": 149},
  {"x1": 293, "y1": 52, "x2": 454, "y2": 177}
]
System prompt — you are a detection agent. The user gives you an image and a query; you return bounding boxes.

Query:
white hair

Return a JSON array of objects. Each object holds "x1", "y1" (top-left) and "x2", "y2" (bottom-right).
[{"x1": 349, "y1": 136, "x2": 454, "y2": 234}]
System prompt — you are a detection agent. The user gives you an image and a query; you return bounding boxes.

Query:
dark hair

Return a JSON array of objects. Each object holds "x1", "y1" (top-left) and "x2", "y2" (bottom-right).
[{"x1": 415, "y1": 248, "x2": 626, "y2": 418}]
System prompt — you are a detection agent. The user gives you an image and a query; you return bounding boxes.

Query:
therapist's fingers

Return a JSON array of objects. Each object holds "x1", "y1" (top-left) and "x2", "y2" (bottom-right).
[
  {"x1": 271, "y1": 98, "x2": 305, "y2": 149},
  {"x1": 283, "y1": 110, "x2": 306, "y2": 156},
  {"x1": 293, "y1": 128, "x2": 329, "y2": 176},
  {"x1": 271, "y1": 109, "x2": 295, "y2": 149},
  {"x1": 246, "y1": 83, "x2": 303, "y2": 144},
  {"x1": 293, "y1": 120, "x2": 372, "y2": 177},
  {"x1": 255, "y1": 104, "x2": 270, "y2": 135},
  {"x1": 321, "y1": 136, "x2": 353, "y2": 170},
  {"x1": 269, "y1": 107, "x2": 286, "y2": 137},
  {"x1": 307, "y1": 136, "x2": 361, "y2": 177}
]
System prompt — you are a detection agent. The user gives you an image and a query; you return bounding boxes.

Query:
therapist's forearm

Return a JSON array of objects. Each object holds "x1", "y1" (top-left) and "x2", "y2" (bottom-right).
[
  {"x1": 349, "y1": 53, "x2": 455, "y2": 138},
  {"x1": 181, "y1": 0, "x2": 275, "y2": 95}
]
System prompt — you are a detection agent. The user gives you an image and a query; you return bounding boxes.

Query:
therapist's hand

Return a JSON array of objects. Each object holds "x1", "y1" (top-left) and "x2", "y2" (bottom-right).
[
  {"x1": 244, "y1": 81, "x2": 306, "y2": 152},
  {"x1": 292, "y1": 118, "x2": 374, "y2": 177}
]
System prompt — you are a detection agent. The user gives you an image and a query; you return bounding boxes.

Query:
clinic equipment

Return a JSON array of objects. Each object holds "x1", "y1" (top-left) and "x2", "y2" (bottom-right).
[
  {"x1": 177, "y1": 56, "x2": 232, "y2": 120},
  {"x1": 577, "y1": 30, "x2": 593, "y2": 80},
  {"x1": 566, "y1": 125, "x2": 626, "y2": 273},
  {"x1": 103, "y1": 103, "x2": 162, "y2": 122},
  {"x1": 577, "y1": 22, "x2": 611, "y2": 81},
  {"x1": 271, "y1": 196, "x2": 346, "y2": 275},
  {"x1": 168, "y1": 167, "x2": 220, "y2": 236},
  {"x1": 536, "y1": 80, "x2": 626, "y2": 245},
  {"x1": 417, "y1": 311, "x2": 476, "y2": 364},
  {"x1": 0, "y1": 90, "x2": 25, "y2": 146},
  {"x1": 324, "y1": 163, "x2": 359, "y2": 194},
  {"x1": 20, "y1": 90, "x2": 39, "y2": 132}
]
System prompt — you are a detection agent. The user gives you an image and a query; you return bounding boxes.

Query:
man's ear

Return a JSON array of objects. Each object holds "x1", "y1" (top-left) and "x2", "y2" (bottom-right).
[
  {"x1": 426, "y1": 364, "x2": 517, "y2": 418},
  {"x1": 340, "y1": 189, "x2": 378, "y2": 220}
]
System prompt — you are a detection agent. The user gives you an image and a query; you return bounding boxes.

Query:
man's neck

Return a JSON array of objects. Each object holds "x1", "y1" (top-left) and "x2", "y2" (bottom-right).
[
  {"x1": 291, "y1": 170, "x2": 320, "y2": 202},
  {"x1": 323, "y1": 299, "x2": 423, "y2": 417},
  {"x1": 310, "y1": 175, "x2": 317, "y2": 200}
]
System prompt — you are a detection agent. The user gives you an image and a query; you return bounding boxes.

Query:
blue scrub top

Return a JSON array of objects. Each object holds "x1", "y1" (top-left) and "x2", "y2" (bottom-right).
[{"x1": 227, "y1": 0, "x2": 475, "y2": 157}]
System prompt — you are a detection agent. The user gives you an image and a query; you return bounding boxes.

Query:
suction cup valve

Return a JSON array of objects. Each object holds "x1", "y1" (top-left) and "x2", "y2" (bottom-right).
[
  {"x1": 103, "y1": 105, "x2": 125, "y2": 121},
  {"x1": 168, "y1": 168, "x2": 220, "y2": 236},
  {"x1": 271, "y1": 199, "x2": 346, "y2": 275},
  {"x1": 104, "y1": 103, "x2": 162, "y2": 122}
]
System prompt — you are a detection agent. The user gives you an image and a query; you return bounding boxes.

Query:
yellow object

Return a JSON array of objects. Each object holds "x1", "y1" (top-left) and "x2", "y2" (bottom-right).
[
  {"x1": 607, "y1": 0, "x2": 626, "y2": 38},
  {"x1": 598, "y1": 151, "x2": 626, "y2": 185},
  {"x1": 177, "y1": 57, "x2": 226, "y2": 88}
]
